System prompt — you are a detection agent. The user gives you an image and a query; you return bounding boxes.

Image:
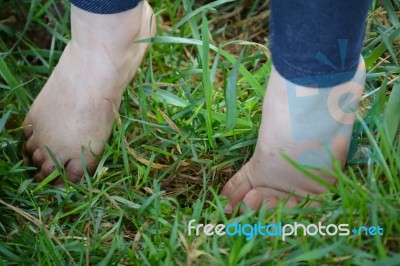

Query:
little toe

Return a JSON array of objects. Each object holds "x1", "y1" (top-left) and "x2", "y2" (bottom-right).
[{"x1": 220, "y1": 164, "x2": 253, "y2": 213}]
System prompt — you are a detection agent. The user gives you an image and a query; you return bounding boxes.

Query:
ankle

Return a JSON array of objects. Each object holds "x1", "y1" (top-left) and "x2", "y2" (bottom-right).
[
  {"x1": 255, "y1": 58, "x2": 366, "y2": 170},
  {"x1": 70, "y1": 1, "x2": 147, "y2": 54}
]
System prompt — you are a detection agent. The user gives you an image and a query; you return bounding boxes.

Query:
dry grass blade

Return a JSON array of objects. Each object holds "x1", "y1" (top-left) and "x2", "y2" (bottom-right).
[
  {"x1": 123, "y1": 138, "x2": 170, "y2": 169},
  {"x1": 158, "y1": 109, "x2": 190, "y2": 145}
]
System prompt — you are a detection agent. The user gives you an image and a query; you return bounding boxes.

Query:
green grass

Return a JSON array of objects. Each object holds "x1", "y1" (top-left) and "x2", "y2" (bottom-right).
[{"x1": 1, "y1": 0, "x2": 399, "y2": 265}]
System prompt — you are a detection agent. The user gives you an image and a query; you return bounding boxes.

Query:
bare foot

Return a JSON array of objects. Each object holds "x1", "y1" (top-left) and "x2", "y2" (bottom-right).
[
  {"x1": 221, "y1": 59, "x2": 366, "y2": 213},
  {"x1": 23, "y1": 1, "x2": 156, "y2": 185}
]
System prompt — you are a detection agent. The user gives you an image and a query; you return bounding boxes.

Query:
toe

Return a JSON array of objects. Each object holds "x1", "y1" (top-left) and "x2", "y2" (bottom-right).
[
  {"x1": 241, "y1": 187, "x2": 298, "y2": 212},
  {"x1": 220, "y1": 163, "x2": 253, "y2": 213},
  {"x1": 34, "y1": 172, "x2": 45, "y2": 182},
  {"x1": 53, "y1": 159, "x2": 84, "y2": 187},
  {"x1": 54, "y1": 157, "x2": 97, "y2": 186},
  {"x1": 22, "y1": 118, "x2": 33, "y2": 139},
  {"x1": 40, "y1": 158, "x2": 63, "y2": 177},
  {"x1": 241, "y1": 188, "x2": 275, "y2": 211},
  {"x1": 32, "y1": 149, "x2": 44, "y2": 166},
  {"x1": 65, "y1": 159, "x2": 85, "y2": 183},
  {"x1": 36, "y1": 157, "x2": 67, "y2": 184},
  {"x1": 25, "y1": 135, "x2": 37, "y2": 154},
  {"x1": 285, "y1": 198, "x2": 300, "y2": 208}
]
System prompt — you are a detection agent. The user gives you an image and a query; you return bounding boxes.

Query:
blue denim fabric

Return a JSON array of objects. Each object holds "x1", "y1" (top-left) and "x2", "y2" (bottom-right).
[
  {"x1": 70, "y1": 0, "x2": 141, "y2": 14},
  {"x1": 270, "y1": 0, "x2": 372, "y2": 88},
  {"x1": 70, "y1": 0, "x2": 371, "y2": 87}
]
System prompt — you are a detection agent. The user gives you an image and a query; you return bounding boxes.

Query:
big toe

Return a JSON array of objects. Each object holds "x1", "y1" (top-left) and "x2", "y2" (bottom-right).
[{"x1": 220, "y1": 163, "x2": 253, "y2": 213}]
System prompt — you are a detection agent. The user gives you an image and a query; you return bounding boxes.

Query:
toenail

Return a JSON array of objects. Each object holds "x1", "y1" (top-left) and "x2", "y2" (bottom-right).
[
  {"x1": 23, "y1": 124, "x2": 33, "y2": 137},
  {"x1": 224, "y1": 204, "x2": 233, "y2": 214}
]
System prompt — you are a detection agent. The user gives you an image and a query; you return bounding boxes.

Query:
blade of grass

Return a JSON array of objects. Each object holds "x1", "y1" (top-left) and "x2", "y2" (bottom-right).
[
  {"x1": 201, "y1": 12, "x2": 215, "y2": 148},
  {"x1": 225, "y1": 49, "x2": 244, "y2": 130},
  {"x1": 383, "y1": 81, "x2": 400, "y2": 145},
  {"x1": 140, "y1": 36, "x2": 265, "y2": 98},
  {"x1": 173, "y1": 0, "x2": 235, "y2": 31}
]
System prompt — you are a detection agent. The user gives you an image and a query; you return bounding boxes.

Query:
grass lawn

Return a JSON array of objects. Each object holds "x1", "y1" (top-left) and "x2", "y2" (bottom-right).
[{"x1": 0, "y1": 0, "x2": 399, "y2": 265}]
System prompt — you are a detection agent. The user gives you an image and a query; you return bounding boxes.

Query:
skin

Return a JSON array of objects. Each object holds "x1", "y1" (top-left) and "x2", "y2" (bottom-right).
[
  {"x1": 23, "y1": 1, "x2": 156, "y2": 185},
  {"x1": 221, "y1": 60, "x2": 366, "y2": 213},
  {"x1": 23, "y1": 1, "x2": 366, "y2": 212}
]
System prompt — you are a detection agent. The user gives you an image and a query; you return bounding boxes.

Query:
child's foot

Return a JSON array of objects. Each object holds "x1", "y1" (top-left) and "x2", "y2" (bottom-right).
[
  {"x1": 221, "y1": 60, "x2": 366, "y2": 213},
  {"x1": 23, "y1": 1, "x2": 155, "y2": 185}
]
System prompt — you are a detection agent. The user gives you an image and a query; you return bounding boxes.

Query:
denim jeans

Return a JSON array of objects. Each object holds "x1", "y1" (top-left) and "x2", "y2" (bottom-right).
[
  {"x1": 69, "y1": 0, "x2": 371, "y2": 88},
  {"x1": 69, "y1": 0, "x2": 141, "y2": 14},
  {"x1": 269, "y1": 0, "x2": 372, "y2": 88}
]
